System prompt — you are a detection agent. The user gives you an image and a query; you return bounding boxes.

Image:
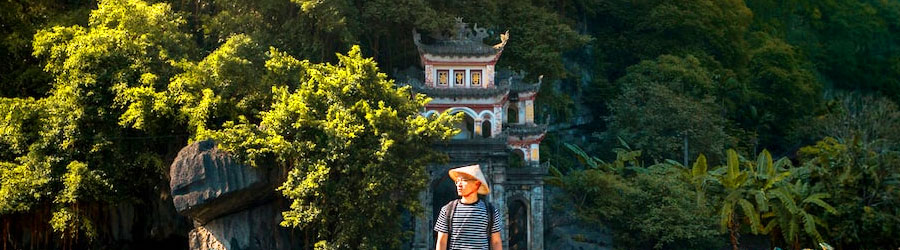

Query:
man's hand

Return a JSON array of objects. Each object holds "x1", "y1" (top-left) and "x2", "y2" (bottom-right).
[{"x1": 435, "y1": 232, "x2": 448, "y2": 250}]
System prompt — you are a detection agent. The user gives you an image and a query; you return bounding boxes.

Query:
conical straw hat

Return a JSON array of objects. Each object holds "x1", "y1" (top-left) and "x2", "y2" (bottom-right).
[{"x1": 448, "y1": 164, "x2": 490, "y2": 195}]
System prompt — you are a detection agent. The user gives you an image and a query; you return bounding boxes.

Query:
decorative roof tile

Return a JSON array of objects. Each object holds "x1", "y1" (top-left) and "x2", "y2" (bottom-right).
[
  {"x1": 413, "y1": 18, "x2": 508, "y2": 57},
  {"x1": 403, "y1": 76, "x2": 509, "y2": 99},
  {"x1": 505, "y1": 123, "x2": 548, "y2": 136}
]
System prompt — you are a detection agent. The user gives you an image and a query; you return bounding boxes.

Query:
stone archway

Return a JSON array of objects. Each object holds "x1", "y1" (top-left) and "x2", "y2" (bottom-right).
[
  {"x1": 508, "y1": 199, "x2": 529, "y2": 250},
  {"x1": 451, "y1": 113, "x2": 476, "y2": 140},
  {"x1": 431, "y1": 175, "x2": 457, "y2": 244}
]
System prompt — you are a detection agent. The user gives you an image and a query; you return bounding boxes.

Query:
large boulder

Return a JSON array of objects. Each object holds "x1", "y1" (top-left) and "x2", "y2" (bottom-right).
[
  {"x1": 170, "y1": 140, "x2": 276, "y2": 224},
  {"x1": 169, "y1": 140, "x2": 304, "y2": 250}
]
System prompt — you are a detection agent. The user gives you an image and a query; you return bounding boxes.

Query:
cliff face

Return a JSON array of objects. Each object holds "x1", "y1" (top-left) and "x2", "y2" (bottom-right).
[{"x1": 169, "y1": 140, "x2": 304, "y2": 250}]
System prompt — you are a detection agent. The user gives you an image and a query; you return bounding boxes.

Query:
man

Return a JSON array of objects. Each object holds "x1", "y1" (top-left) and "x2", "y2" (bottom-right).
[{"x1": 434, "y1": 164, "x2": 502, "y2": 250}]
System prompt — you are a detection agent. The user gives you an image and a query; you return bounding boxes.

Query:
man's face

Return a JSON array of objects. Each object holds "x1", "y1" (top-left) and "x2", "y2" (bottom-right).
[{"x1": 455, "y1": 174, "x2": 480, "y2": 196}]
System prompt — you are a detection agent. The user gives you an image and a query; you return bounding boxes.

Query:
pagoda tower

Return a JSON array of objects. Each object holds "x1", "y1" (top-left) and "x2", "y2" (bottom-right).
[{"x1": 406, "y1": 18, "x2": 548, "y2": 250}]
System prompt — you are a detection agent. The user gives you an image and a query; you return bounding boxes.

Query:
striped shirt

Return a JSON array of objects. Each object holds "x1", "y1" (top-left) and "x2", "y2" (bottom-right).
[{"x1": 434, "y1": 199, "x2": 502, "y2": 250}]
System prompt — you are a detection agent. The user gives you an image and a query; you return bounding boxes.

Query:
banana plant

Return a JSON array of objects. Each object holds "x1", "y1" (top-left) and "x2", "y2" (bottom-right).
[
  {"x1": 671, "y1": 153, "x2": 712, "y2": 206},
  {"x1": 715, "y1": 149, "x2": 761, "y2": 250},
  {"x1": 763, "y1": 180, "x2": 837, "y2": 249}
]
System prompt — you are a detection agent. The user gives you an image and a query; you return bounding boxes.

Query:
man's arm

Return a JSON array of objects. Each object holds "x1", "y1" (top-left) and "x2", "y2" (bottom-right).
[
  {"x1": 435, "y1": 232, "x2": 448, "y2": 250},
  {"x1": 490, "y1": 232, "x2": 502, "y2": 250}
]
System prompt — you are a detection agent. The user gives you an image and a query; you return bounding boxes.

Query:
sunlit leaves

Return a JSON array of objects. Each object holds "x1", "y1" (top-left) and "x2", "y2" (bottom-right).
[{"x1": 204, "y1": 45, "x2": 457, "y2": 248}]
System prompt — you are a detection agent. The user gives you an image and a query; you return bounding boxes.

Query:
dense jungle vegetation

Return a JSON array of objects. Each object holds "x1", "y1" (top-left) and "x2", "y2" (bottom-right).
[{"x1": 1, "y1": 0, "x2": 899, "y2": 249}]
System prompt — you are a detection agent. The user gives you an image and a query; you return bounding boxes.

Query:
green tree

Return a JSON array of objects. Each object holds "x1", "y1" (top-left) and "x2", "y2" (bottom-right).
[
  {"x1": 763, "y1": 180, "x2": 837, "y2": 249},
  {"x1": 713, "y1": 149, "x2": 760, "y2": 250},
  {"x1": 795, "y1": 93, "x2": 900, "y2": 249},
  {"x1": 605, "y1": 55, "x2": 732, "y2": 163},
  {"x1": 0, "y1": 0, "x2": 92, "y2": 97},
  {"x1": 204, "y1": 46, "x2": 458, "y2": 248},
  {"x1": 550, "y1": 142, "x2": 723, "y2": 250},
  {"x1": 747, "y1": 0, "x2": 900, "y2": 99},
  {"x1": 741, "y1": 33, "x2": 822, "y2": 151},
  {"x1": 6, "y1": 1, "x2": 459, "y2": 248},
  {"x1": 0, "y1": 0, "x2": 195, "y2": 245}
]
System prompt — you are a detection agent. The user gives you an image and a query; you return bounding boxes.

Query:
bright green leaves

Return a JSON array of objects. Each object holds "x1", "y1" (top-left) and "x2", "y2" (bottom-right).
[
  {"x1": 203, "y1": 45, "x2": 457, "y2": 248},
  {"x1": 51, "y1": 161, "x2": 108, "y2": 239},
  {"x1": 0, "y1": 161, "x2": 51, "y2": 214},
  {"x1": 168, "y1": 34, "x2": 271, "y2": 135},
  {"x1": 4, "y1": 0, "x2": 194, "y2": 242}
]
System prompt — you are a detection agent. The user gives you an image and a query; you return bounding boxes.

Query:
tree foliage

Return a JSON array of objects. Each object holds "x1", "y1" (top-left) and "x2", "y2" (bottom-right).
[
  {"x1": 204, "y1": 46, "x2": 458, "y2": 248},
  {"x1": 605, "y1": 55, "x2": 732, "y2": 163},
  {"x1": 3, "y1": 0, "x2": 458, "y2": 248}
]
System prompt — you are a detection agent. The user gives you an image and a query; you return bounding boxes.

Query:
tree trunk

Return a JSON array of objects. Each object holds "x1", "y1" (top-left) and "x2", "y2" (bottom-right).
[
  {"x1": 729, "y1": 216, "x2": 740, "y2": 250},
  {"x1": 683, "y1": 134, "x2": 689, "y2": 167}
]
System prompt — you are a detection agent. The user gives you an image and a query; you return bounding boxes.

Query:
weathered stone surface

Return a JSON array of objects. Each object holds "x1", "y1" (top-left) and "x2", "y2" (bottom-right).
[
  {"x1": 188, "y1": 203, "x2": 301, "y2": 250},
  {"x1": 170, "y1": 140, "x2": 275, "y2": 224},
  {"x1": 170, "y1": 140, "x2": 305, "y2": 250}
]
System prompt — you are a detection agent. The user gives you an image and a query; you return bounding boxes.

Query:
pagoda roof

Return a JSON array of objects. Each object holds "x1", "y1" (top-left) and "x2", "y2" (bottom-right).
[
  {"x1": 499, "y1": 71, "x2": 542, "y2": 94},
  {"x1": 396, "y1": 68, "x2": 542, "y2": 99},
  {"x1": 506, "y1": 123, "x2": 548, "y2": 137},
  {"x1": 415, "y1": 39, "x2": 502, "y2": 57},
  {"x1": 413, "y1": 18, "x2": 508, "y2": 58},
  {"x1": 404, "y1": 76, "x2": 510, "y2": 99}
]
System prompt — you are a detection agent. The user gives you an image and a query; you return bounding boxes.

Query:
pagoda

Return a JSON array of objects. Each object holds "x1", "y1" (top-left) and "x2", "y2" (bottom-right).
[{"x1": 405, "y1": 18, "x2": 548, "y2": 250}]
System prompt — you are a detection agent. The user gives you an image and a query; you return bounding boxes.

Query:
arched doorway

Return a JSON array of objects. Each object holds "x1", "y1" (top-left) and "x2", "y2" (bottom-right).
[
  {"x1": 432, "y1": 175, "x2": 457, "y2": 246},
  {"x1": 482, "y1": 120, "x2": 492, "y2": 138},
  {"x1": 451, "y1": 113, "x2": 475, "y2": 140},
  {"x1": 509, "y1": 199, "x2": 529, "y2": 250}
]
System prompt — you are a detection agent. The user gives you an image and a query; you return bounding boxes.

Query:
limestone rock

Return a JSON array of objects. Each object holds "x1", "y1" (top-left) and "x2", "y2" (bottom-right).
[
  {"x1": 188, "y1": 203, "x2": 300, "y2": 250},
  {"x1": 170, "y1": 140, "x2": 275, "y2": 224}
]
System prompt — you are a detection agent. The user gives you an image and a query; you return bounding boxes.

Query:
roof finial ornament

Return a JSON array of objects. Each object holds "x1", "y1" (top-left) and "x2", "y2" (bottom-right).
[
  {"x1": 454, "y1": 17, "x2": 468, "y2": 40},
  {"x1": 494, "y1": 30, "x2": 510, "y2": 49},
  {"x1": 473, "y1": 23, "x2": 489, "y2": 41}
]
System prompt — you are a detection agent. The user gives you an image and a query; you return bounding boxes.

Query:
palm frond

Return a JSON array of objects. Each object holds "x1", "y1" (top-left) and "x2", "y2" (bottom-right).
[
  {"x1": 616, "y1": 136, "x2": 631, "y2": 150},
  {"x1": 565, "y1": 143, "x2": 598, "y2": 169},
  {"x1": 739, "y1": 198, "x2": 762, "y2": 234},
  {"x1": 771, "y1": 188, "x2": 800, "y2": 215},
  {"x1": 756, "y1": 149, "x2": 772, "y2": 179},
  {"x1": 803, "y1": 193, "x2": 838, "y2": 215},
  {"x1": 692, "y1": 153, "x2": 708, "y2": 184},
  {"x1": 727, "y1": 149, "x2": 740, "y2": 181},
  {"x1": 760, "y1": 218, "x2": 778, "y2": 234},
  {"x1": 719, "y1": 201, "x2": 734, "y2": 232},
  {"x1": 754, "y1": 190, "x2": 769, "y2": 213},
  {"x1": 764, "y1": 172, "x2": 791, "y2": 190},
  {"x1": 802, "y1": 213, "x2": 824, "y2": 244}
]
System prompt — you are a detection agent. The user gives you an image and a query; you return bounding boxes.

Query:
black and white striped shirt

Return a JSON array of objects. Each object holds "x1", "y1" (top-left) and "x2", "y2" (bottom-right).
[{"x1": 434, "y1": 199, "x2": 502, "y2": 250}]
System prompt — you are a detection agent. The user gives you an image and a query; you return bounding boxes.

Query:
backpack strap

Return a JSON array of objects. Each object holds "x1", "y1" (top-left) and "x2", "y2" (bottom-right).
[
  {"x1": 445, "y1": 199, "x2": 459, "y2": 249},
  {"x1": 485, "y1": 201, "x2": 494, "y2": 250}
]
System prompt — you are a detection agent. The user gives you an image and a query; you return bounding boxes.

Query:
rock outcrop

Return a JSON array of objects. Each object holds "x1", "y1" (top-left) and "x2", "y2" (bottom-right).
[{"x1": 170, "y1": 140, "x2": 302, "y2": 250}]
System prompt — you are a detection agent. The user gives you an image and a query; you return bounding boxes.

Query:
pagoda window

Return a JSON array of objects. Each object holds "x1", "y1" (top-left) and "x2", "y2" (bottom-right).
[
  {"x1": 437, "y1": 70, "x2": 449, "y2": 86},
  {"x1": 454, "y1": 71, "x2": 465, "y2": 86},
  {"x1": 471, "y1": 70, "x2": 482, "y2": 86},
  {"x1": 508, "y1": 106, "x2": 519, "y2": 124}
]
